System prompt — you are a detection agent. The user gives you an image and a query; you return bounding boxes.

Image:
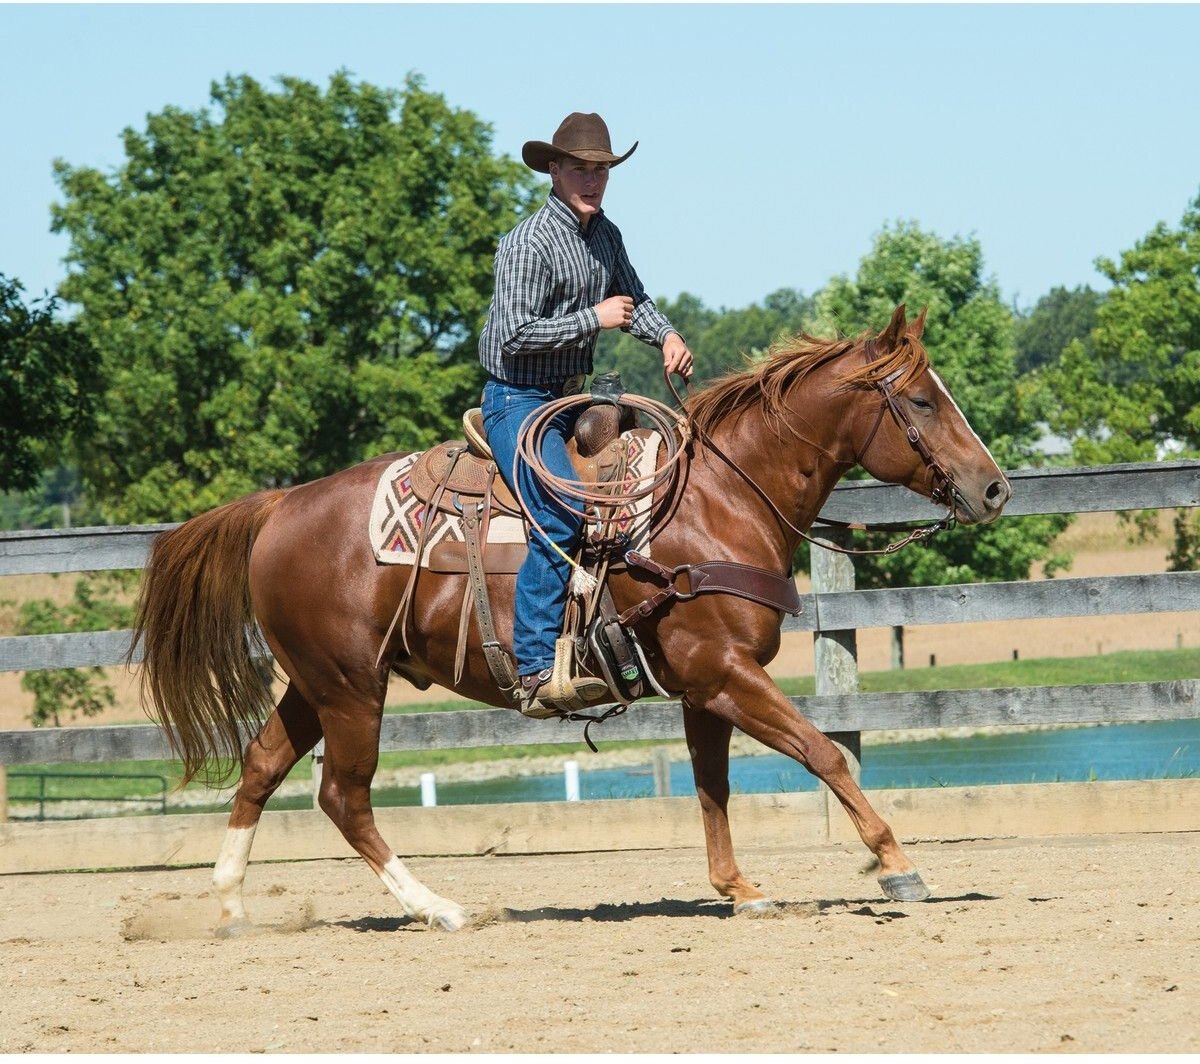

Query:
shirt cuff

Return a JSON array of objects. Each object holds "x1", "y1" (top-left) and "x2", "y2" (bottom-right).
[{"x1": 578, "y1": 306, "x2": 602, "y2": 336}]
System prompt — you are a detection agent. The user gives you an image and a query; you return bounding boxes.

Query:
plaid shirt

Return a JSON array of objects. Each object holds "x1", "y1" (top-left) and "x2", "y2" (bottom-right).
[{"x1": 478, "y1": 193, "x2": 679, "y2": 386}]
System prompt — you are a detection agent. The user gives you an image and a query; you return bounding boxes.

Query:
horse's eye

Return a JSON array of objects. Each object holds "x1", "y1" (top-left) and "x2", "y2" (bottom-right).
[{"x1": 910, "y1": 396, "x2": 934, "y2": 411}]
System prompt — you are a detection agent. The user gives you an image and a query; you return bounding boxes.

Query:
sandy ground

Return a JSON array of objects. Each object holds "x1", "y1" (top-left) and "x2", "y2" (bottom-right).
[{"x1": 0, "y1": 832, "x2": 1196, "y2": 1053}]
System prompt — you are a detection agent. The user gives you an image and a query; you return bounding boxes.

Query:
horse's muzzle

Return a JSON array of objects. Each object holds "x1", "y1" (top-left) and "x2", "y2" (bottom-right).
[{"x1": 954, "y1": 474, "x2": 1012, "y2": 525}]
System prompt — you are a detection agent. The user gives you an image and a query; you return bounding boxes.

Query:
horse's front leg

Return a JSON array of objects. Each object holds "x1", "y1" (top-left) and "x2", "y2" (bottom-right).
[
  {"x1": 682, "y1": 700, "x2": 775, "y2": 913},
  {"x1": 693, "y1": 663, "x2": 930, "y2": 903}
]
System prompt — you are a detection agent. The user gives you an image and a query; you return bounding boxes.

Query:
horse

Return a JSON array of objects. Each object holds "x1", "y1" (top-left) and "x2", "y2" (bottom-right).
[{"x1": 131, "y1": 304, "x2": 1011, "y2": 933}]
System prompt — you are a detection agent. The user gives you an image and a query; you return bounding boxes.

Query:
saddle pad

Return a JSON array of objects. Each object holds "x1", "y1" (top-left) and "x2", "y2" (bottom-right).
[{"x1": 370, "y1": 430, "x2": 663, "y2": 567}]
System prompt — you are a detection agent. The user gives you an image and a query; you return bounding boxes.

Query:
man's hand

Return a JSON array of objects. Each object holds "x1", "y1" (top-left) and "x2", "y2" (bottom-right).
[
  {"x1": 595, "y1": 295, "x2": 634, "y2": 330},
  {"x1": 662, "y1": 332, "x2": 694, "y2": 379}
]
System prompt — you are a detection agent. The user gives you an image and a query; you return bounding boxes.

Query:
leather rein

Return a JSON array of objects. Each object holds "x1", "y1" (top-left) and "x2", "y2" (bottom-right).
[{"x1": 664, "y1": 340, "x2": 961, "y2": 560}]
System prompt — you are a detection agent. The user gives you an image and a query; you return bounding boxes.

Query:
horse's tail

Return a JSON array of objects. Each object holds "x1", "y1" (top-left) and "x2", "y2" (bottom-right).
[{"x1": 129, "y1": 490, "x2": 288, "y2": 787}]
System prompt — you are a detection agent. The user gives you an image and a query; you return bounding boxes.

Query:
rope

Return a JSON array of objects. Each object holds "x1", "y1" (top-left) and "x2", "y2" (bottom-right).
[{"x1": 512, "y1": 390, "x2": 690, "y2": 580}]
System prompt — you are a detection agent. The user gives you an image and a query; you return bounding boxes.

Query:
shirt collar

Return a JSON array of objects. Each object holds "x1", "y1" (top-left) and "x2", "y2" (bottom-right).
[{"x1": 546, "y1": 191, "x2": 603, "y2": 235}]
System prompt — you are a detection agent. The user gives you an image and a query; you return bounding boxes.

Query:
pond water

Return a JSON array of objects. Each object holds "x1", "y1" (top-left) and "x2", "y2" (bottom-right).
[{"x1": 371, "y1": 717, "x2": 1200, "y2": 808}]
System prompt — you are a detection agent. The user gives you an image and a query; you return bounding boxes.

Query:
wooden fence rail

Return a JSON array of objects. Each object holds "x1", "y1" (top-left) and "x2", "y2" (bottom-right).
[{"x1": 1, "y1": 460, "x2": 1198, "y2": 772}]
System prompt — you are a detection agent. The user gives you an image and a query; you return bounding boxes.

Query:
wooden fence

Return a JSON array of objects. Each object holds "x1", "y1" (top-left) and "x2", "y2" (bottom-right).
[
  {"x1": 1, "y1": 460, "x2": 1199, "y2": 871},
  {"x1": 1, "y1": 459, "x2": 1197, "y2": 772}
]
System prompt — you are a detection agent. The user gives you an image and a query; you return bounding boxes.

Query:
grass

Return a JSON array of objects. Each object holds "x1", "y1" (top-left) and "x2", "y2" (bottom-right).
[{"x1": 9, "y1": 646, "x2": 1199, "y2": 801}]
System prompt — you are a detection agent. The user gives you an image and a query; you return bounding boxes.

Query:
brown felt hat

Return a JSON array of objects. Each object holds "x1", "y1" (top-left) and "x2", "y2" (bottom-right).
[{"x1": 522, "y1": 112, "x2": 638, "y2": 173}]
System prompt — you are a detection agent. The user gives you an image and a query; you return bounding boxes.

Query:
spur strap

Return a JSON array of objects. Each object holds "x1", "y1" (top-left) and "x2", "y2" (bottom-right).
[{"x1": 619, "y1": 550, "x2": 802, "y2": 625}]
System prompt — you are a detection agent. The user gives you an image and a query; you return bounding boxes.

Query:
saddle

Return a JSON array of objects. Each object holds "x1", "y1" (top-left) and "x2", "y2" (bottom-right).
[
  {"x1": 386, "y1": 388, "x2": 653, "y2": 720},
  {"x1": 407, "y1": 404, "x2": 631, "y2": 521}
]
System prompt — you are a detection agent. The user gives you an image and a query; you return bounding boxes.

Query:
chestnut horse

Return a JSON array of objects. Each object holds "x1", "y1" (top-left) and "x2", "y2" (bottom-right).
[{"x1": 132, "y1": 304, "x2": 1010, "y2": 932}]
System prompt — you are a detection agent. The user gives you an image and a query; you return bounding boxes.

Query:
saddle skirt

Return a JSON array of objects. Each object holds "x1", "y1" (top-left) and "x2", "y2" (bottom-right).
[{"x1": 369, "y1": 428, "x2": 664, "y2": 572}]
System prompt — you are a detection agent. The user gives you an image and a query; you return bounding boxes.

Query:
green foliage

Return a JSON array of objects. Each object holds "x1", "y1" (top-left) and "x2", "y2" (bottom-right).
[
  {"x1": 0, "y1": 465, "x2": 104, "y2": 531},
  {"x1": 0, "y1": 275, "x2": 100, "y2": 493},
  {"x1": 1013, "y1": 284, "x2": 1104, "y2": 375},
  {"x1": 1037, "y1": 191, "x2": 1200, "y2": 570},
  {"x1": 1041, "y1": 191, "x2": 1200, "y2": 464},
  {"x1": 51, "y1": 72, "x2": 539, "y2": 521},
  {"x1": 805, "y1": 221, "x2": 1071, "y2": 588},
  {"x1": 595, "y1": 288, "x2": 816, "y2": 405},
  {"x1": 17, "y1": 573, "x2": 135, "y2": 727}
]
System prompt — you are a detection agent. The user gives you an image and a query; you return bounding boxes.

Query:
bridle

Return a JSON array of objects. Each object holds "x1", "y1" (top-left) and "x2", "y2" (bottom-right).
[
  {"x1": 667, "y1": 339, "x2": 960, "y2": 558},
  {"x1": 856, "y1": 339, "x2": 961, "y2": 513}
]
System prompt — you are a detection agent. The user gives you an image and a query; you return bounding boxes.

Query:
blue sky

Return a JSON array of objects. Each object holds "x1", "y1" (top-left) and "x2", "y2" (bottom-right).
[{"x1": 3, "y1": 3, "x2": 1199, "y2": 313}]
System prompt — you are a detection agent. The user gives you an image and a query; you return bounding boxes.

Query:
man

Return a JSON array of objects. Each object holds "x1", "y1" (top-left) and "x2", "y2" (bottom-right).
[{"x1": 478, "y1": 111, "x2": 693, "y2": 715}]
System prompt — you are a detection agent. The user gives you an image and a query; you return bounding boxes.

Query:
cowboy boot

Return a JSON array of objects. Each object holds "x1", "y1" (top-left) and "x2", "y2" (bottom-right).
[{"x1": 517, "y1": 668, "x2": 561, "y2": 719}]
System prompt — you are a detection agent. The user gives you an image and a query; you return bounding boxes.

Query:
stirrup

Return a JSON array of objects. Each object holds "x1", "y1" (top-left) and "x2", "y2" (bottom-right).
[{"x1": 518, "y1": 639, "x2": 612, "y2": 718}]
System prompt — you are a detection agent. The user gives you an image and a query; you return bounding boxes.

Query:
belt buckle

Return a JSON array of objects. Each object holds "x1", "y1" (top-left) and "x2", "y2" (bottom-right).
[{"x1": 561, "y1": 374, "x2": 585, "y2": 397}]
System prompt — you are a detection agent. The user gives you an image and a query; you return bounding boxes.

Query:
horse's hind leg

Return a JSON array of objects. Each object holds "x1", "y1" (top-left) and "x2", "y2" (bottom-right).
[
  {"x1": 317, "y1": 705, "x2": 468, "y2": 931},
  {"x1": 683, "y1": 701, "x2": 774, "y2": 913},
  {"x1": 213, "y1": 684, "x2": 322, "y2": 935}
]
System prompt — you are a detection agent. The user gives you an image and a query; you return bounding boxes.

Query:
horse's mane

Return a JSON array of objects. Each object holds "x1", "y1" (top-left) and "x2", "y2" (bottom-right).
[{"x1": 684, "y1": 328, "x2": 931, "y2": 438}]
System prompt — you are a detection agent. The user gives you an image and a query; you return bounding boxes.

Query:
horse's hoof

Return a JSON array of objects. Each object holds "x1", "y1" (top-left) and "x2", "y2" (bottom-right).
[
  {"x1": 878, "y1": 870, "x2": 931, "y2": 902},
  {"x1": 215, "y1": 918, "x2": 254, "y2": 939},
  {"x1": 733, "y1": 897, "x2": 778, "y2": 916},
  {"x1": 427, "y1": 906, "x2": 470, "y2": 932}
]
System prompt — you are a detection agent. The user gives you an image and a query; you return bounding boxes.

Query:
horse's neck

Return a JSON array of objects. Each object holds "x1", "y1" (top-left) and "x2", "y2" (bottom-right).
[{"x1": 689, "y1": 393, "x2": 855, "y2": 553}]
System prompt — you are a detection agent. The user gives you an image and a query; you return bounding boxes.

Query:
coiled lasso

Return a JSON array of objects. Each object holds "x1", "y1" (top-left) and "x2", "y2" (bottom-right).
[{"x1": 512, "y1": 385, "x2": 691, "y2": 591}]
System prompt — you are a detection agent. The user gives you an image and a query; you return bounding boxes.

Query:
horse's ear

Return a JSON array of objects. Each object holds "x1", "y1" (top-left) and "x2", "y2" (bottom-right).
[
  {"x1": 908, "y1": 306, "x2": 928, "y2": 340},
  {"x1": 877, "y1": 304, "x2": 908, "y2": 351}
]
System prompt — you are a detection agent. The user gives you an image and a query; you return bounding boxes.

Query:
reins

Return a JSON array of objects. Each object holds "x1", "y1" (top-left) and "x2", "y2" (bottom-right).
[
  {"x1": 512, "y1": 334, "x2": 961, "y2": 587},
  {"x1": 662, "y1": 342, "x2": 959, "y2": 558}
]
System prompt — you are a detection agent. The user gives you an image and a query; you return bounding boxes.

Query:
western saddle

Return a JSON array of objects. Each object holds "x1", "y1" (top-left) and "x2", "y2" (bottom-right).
[{"x1": 385, "y1": 386, "x2": 655, "y2": 722}]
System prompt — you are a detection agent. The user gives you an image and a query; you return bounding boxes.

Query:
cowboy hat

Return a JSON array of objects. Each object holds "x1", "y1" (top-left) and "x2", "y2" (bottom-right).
[{"x1": 521, "y1": 112, "x2": 638, "y2": 173}]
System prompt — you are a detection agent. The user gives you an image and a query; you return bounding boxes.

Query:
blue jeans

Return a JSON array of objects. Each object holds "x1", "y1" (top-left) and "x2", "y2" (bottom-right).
[{"x1": 482, "y1": 378, "x2": 583, "y2": 676}]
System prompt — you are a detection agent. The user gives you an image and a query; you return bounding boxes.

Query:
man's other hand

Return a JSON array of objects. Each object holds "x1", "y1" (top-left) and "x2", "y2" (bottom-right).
[
  {"x1": 595, "y1": 295, "x2": 635, "y2": 330},
  {"x1": 663, "y1": 332, "x2": 693, "y2": 379}
]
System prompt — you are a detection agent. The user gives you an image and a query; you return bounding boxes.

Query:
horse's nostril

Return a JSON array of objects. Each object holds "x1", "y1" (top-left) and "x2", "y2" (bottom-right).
[{"x1": 984, "y1": 479, "x2": 1010, "y2": 508}]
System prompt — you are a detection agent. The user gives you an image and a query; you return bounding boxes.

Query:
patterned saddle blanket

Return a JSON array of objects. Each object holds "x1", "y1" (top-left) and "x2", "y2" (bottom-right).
[{"x1": 369, "y1": 429, "x2": 663, "y2": 571}]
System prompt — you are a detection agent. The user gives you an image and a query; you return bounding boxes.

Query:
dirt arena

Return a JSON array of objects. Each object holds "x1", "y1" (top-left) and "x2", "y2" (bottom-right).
[{"x1": 1, "y1": 832, "x2": 1196, "y2": 1053}]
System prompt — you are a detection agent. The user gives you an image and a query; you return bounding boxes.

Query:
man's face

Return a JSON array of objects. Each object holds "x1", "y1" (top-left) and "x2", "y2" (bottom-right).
[{"x1": 550, "y1": 157, "x2": 610, "y2": 226}]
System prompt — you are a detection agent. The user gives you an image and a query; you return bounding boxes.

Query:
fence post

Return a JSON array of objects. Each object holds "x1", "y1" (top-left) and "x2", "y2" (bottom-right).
[
  {"x1": 564, "y1": 760, "x2": 581, "y2": 801},
  {"x1": 811, "y1": 529, "x2": 862, "y2": 783},
  {"x1": 652, "y1": 748, "x2": 672, "y2": 797},
  {"x1": 0, "y1": 764, "x2": 7, "y2": 823},
  {"x1": 420, "y1": 772, "x2": 437, "y2": 808},
  {"x1": 311, "y1": 738, "x2": 325, "y2": 809}
]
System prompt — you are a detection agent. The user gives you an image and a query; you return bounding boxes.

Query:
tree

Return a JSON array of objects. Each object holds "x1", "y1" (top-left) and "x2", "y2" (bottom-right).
[
  {"x1": 1014, "y1": 285, "x2": 1104, "y2": 375},
  {"x1": 1039, "y1": 191, "x2": 1200, "y2": 568},
  {"x1": 0, "y1": 275, "x2": 99, "y2": 493},
  {"x1": 17, "y1": 573, "x2": 134, "y2": 727},
  {"x1": 807, "y1": 222, "x2": 1071, "y2": 588},
  {"x1": 595, "y1": 287, "x2": 816, "y2": 404},
  {"x1": 52, "y1": 72, "x2": 539, "y2": 522},
  {"x1": 0, "y1": 466, "x2": 104, "y2": 531}
]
